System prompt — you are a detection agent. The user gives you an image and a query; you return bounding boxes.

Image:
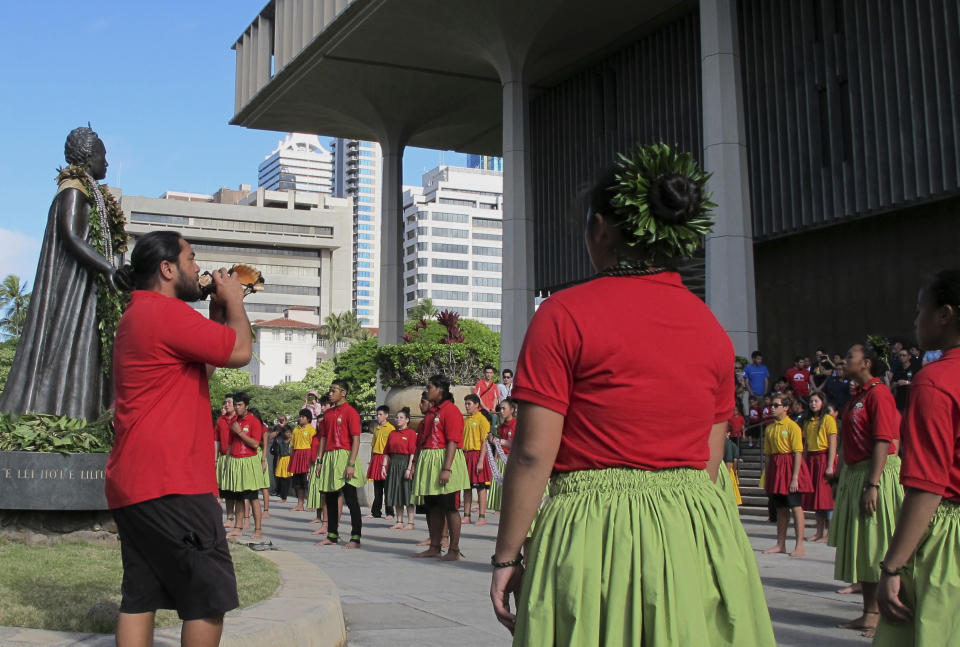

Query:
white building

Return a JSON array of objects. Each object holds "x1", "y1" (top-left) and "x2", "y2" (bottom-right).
[
  {"x1": 258, "y1": 133, "x2": 334, "y2": 194},
  {"x1": 250, "y1": 307, "x2": 323, "y2": 385},
  {"x1": 122, "y1": 186, "x2": 354, "y2": 385},
  {"x1": 401, "y1": 166, "x2": 503, "y2": 331},
  {"x1": 331, "y1": 138, "x2": 382, "y2": 328}
]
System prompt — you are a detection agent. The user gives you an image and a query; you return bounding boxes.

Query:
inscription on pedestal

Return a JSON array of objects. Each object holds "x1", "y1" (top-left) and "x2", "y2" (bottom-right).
[{"x1": 0, "y1": 452, "x2": 108, "y2": 510}]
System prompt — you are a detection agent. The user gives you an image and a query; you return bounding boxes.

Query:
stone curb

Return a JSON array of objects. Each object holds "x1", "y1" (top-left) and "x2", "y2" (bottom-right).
[{"x1": 0, "y1": 549, "x2": 346, "y2": 647}]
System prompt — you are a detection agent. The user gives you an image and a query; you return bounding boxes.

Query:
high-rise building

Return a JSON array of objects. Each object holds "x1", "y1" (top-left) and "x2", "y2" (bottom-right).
[
  {"x1": 466, "y1": 154, "x2": 503, "y2": 172},
  {"x1": 331, "y1": 138, "x2": 382, "y2": 328},
  {"x1": 259, "y1": 133, "x2": 334, "y2": 194},
  {"x1": 401, "y1": 165, "x2": 503, "y2": 331}
]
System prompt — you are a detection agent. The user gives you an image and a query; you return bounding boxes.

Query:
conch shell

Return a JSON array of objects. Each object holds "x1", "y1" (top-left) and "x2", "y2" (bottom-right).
[{"x1": 198, "y1": 264, "x2": 266, "y2": 299}]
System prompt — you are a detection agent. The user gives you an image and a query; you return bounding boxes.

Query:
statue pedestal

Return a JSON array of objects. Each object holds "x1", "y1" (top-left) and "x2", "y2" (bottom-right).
[{"x1": 0, "y1": 451, "x2": 108, "y2": 510}]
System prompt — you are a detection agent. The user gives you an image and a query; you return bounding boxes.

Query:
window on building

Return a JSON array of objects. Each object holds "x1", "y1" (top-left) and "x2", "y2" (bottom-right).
[
  {"x1": 357, "y1": 205, "x2": 373, "y2": 212},
  {"x1": 418, "y1": 211, "x2": 429, "y2": 221},
  {"x1": 357, "y1": 243, "x2": 373, "y2": 249},
  {"x1": 439, "y1": 197, "x2": 475, "y2": 208},
  {"x1": 431, "y1": 212, "x2": 469, "y2": 224},
  {"x1": 473, "y1": 261, "x2": 502, "y2": 272},
  {"x1": 479, "y1": 203, "x2": 498, "y2": 210},
  {"x1": 360, "y1": 168, "x2": 374, "y2": 176},
  {"x1": 472, "y1": 308, "x2": 501, "y2": 319},
  {"x1": 358, "y1": 299, "x2": 371, "y2": 306},
  {"x1": 358, "y1": 290, "x2": 371, "y2": 296},
  {"x1": 358, "y1": 309, "x2": 371, "y2": 315},
  {"x1": 359, "y1": 159, "x2": 374, "y2": 167},
  {"x1": 473, "y1": 246, "x2": 502, "y2": 257},
  {"x1": 357, "y1": 252, "x2": 372, "y2": 259},
  {"x1": 358, "y1": 280, "x2": 371, "y2": 286},
  {"x1": 406, "y1": 245, "x2": 415, "y2": 255},
  {"x1": 417, "y1": 273, "x2": 428, "y2": 282},
  {"x1": 358, "y1": 261, "x2": 371, "y2": 268},
  {"x1": 406, "y1": 291, "x2": 415, "y2": 302},
  {"x1": 284, "y1": 352, "x2": 292, "y2": 364},
  {"x1": 358, "y1": 196, "x2": 374, "y2": 203},
  {"x1": 406, "y1": 276, "x2": 416, "y2": 286},
  {"x1": 433, "y1": 274, "x2": 469, "y2": 285},
  {"x1": 285, "y1": 375, "x2": 293, "y2": 382},
  {"x1": 358, "y1": 233, "x2": 372, "y2": 239},
  {"x1": 359, "y1": 178, "x2": 374, "y2": 185},
  {"x1": 406, "y1": 260, "x2": 415, "y2": 270},
  {"x1": 432, "y1": 227, "x2": 469, "y2": 239},
  {"x1": 358, "y1": 187, "x2": 374, "y2": 194},
  {"x1": 416, "y1": 289, "x2": 428, "y2": 298},
  {"x1": 359, "y1": 150, "x2": 374, "y2": 157},
  {"x1": 417, "y1": 242, "x2": 430, "y2": 251},
  {"x1": 473, "y1": 277, "x2": 502, "y2": 287},
  {"x1": 473, "y1": 232, "x2": 502, "y2": 241},
  {"x1": 406, "y1": 230, "x2": 416, "y2": 240},
  {"x1": 472, "y1": 217, "x2": 502, "y2": 229},
  {"x1": 474, "y1": 292, "x2": 502, "y2": 303},
  {"x1": 357, "y1": 271, "x2": 372, "y2": 277},
  {"x1": 432, "y1": 290, "x2": 469, "y2": 300},
  {"x1": 284, "y1": 330, "x2": 293, "y2": 341},
  {"x1": 358, "y1": 224, "x2": 373, "y2": 231},
  {"x1": 432, "y1": 243, "x2": 468, "y2": 254},
  {"x1": 433, "y1": 258, "x2": 469, "y2": 269},
  {"x1": 417, "y1": 226, "x2": 429, "y2": 235},
  {"x1": 417, "y1": 258, "x2": 429, "y2": 267}
]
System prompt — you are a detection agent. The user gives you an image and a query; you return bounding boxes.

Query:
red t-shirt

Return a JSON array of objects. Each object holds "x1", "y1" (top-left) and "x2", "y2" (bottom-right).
[
  {"x1": 473, "y1": 380, "x2": 498, "y2": 411},
  {"x1": 107, "y1": 290, "x2": 236, "y2": 508},
  {"x1": 216, "y1": 414, "x2": 234, "y2": 455},
  {"x1": 512, "y1": 273, "x2": 734, "y2": 473},
  {"x1": 421, "y1": 400, "x2": 464, "y2": 450},
  {"x1": 499, "y1": 417, "x2": 516, "y2": 454},
  {"x1": 322, "y1": 402, "x2": 361, "y2": 451},
  {"x1": 385, "y1": 428, "x2": 418, "y2": 455},
  {"x1": 728, "y1": 413, "x2": 745, "y2": 438},
  {"x1": 748, "y1": 407, "x2": 761, "y2": 425},
  {"x1": 785, "y1": 367, "x2": 811, "y2": 397},
  {"x1": 900, "y1": 348, "x2": 960, "y2": 502},
  {"x1": 230, "y1": 413, "x2": 263, "y2": 458},
  {"x1": 840, "y1": 378, "x2": 900, "y2": 465},
  {"x1": 761, "y1": 406, "x2": 774, "y2": 427}
]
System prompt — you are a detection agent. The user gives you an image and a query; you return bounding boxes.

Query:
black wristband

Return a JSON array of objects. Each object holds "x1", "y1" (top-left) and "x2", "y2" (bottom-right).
[
  {"x1": 879, "y1": 560, "x2": 903, "y2": 577},
  {"x1": 491, "y1": 555, "x2": 523, "y2": 569},
  {"x1": 862, "y1": 482, "x2": 880, "y2": 492}
]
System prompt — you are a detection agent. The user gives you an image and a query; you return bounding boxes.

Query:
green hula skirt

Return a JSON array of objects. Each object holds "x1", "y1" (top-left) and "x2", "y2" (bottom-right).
[
  {"x1": 216, "y1": 453, "x2": 228, "y2": 489},
  {"x1": 412, "y1": 448, "x2": 470, "y2": 503},
  {"x1": 385, "y1": 454, "x2": 414, "y2": 508},
  {"x1": 488, "y1": 455, "x2": 506, "y2": 511},
  {"x1": 306, "y1": 461, "x2": 324, "y2": 508},
  {"x1": 513, "y1": 467, "x2": 776, "y2": 647},
  {"x1": 874, "y1": 501, "x2": 960, "y2": 647},
  {"x1": 315, "y1": 449, "x2": 367, "y2": 493},
  {"x1": 828, "y1": 455, "x2": 903, "y2": 583},
  {"x1": 221, "y1": 451, "x2": 267, "y2": 493}
]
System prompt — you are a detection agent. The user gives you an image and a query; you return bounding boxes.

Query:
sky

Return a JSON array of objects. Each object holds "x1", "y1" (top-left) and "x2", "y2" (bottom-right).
[{"x1": 0, "y1": 2, "x2": 468, "y2": 284}]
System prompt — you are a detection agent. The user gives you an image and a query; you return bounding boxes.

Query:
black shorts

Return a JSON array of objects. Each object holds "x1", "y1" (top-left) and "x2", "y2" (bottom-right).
[
  {"x1": 470, "y1": 482, "x2": 490, "y2": 490},
  {"x1": 112, "y1": 493, "x2": 239, "y2": 620},
  {"x1": 223, "y1": 489, "x2": 258, "y2": 501},
  {"x1": 291, "y1": 472, "x2": 308, "y2": 491},
  {"x1": 423, "y1": 493, "x2": 458, "y2": 512},
  {"x1": 770, "y1": 492, "x2": 803, "y2": 509}
]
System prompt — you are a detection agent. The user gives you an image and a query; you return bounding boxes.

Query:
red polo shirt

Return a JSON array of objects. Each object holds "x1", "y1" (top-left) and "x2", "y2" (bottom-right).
[
  {"x1": 229, "y1": 413, "x2": 263, "y2": 458},
  {"x1": 385, "y1": 428, "x2": 418, "y2": 455},
  {"x1": 498, "y1": 418, "x2": 516, "y2": 454},
  {"x1": 900, "y1": 348, "x2": 960, "y2": 501},
  {"x1": 107, "y1": 290, "x2": 236, "y2": 509},
  {"x1": 322, "y1": 402, "x2": 361, "y2": 451},
  {"x1": 840, "y1": 378, "x2": 900, "y2": 465},
  {"x1": 421, "y1": 400, "x2": 464, "y2": 450},
  {"x1": 785, "y1": 367, "x2": 811, "y2": 398},
  {"x1": 473, "y1": 379, "x2": 499, "y2": 411},
  {"x1": 216, "y1": 414, "x2": 234, "y2": 455},
  {"x1": 512, "y1": 273, "x2": 734, "y2": 473}
]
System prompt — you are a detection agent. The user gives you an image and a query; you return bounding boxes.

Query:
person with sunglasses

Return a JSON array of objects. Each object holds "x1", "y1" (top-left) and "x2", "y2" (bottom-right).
[{"x1": 762, "y1": 396, "x2": 813, "y2": 557}]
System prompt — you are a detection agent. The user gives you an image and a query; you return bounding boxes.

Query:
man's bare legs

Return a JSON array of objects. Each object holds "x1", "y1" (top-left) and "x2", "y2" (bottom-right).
[
  {"x1": 250, "y1": 499, "x2": 263, "y2": 539},
  {"x1": 763, "y1": 508, "x2": 789, "y2": 554},
  {"x1": 116, "y1": 611, "x2": 154, "y2": 647},
  {"x1": 838, "y1": 582, "x2": 880, "y2": 636},
  {"x1": 462, "y1": 489, "x2": 473, "y2": 524},
  {"x1": 181, "y1": 616, "x2": 225, "y2": 647},
  {"x1": 439, "y1": 508, "x2": 462, "y2": 561},
  {"x1": 413, "y1": 507, "x2": 445, "y2": 557},
  {"x1": 476, "y1": 488, "x2": 488, "y2": 526}
]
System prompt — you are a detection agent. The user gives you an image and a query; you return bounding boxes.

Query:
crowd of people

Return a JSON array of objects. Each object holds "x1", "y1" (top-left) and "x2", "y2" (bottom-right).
[{"x1": 211, "y1": 365, "x2": 519, "y2": 562}]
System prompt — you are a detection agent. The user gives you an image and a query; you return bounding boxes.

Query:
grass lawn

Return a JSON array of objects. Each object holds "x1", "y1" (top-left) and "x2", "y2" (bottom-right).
[{"x1": 0, "y1": 537, "x2": 280, "y2": 634}]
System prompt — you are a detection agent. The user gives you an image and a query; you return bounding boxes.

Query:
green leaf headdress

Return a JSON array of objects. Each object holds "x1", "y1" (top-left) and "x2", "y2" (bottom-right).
[
  {"x1": 866, "y1": 333, "x2": 891, "y2": 372},
  {"x1": 608, "y1": 143, "x2": 716, "y2": 264}
]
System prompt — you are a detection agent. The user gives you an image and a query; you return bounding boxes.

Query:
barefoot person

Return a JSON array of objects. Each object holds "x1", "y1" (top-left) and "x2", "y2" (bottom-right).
[
  {"x1": 384, "y1": 407, "x2": 417, "y2": 530},
  {"x1": 366, "y1": 405, "x2": 395, "y2": 520},
  {"x1": 223, "y1": 394, "x2": 267, "y2": 539},
  {"x1": 762, "y1": 396, "x2": 813, "y2": 557},
  {"x1": 802, "y1": 393, "x2": 838, "y2": 542},
  {"x1": 107, "y1": 231, "x2": 252, "y2": 646},
  {"x1": 462, "y1": 394, "x2": 492, "y2": 526},
  {"x1": 412, "y1": 374, "x2": 470, "y2": 561},
  {"x1": 215, "y1": 395, "x2": 237, "y2": 526},
  {"x1": 875, "y1": 270, "x2": 960, "y2": 646},
  {"x1": 316, "y1": 380, "x2": 366, "y2": 548},
  {"x1": 830, "y1": 340, "x2": 903, "y2": 638},
  {"x1": 487, "y1": 398, "x2": 516, "y2": 512},
  {"x1": 490, "y1": 147, "x2": 775, "y2": 645}
]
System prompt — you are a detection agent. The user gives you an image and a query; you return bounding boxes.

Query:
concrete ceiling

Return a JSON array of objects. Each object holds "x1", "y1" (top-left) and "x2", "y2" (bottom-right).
[{"x1": 231, "y1": 0, "x2": 692, "y2": 153}]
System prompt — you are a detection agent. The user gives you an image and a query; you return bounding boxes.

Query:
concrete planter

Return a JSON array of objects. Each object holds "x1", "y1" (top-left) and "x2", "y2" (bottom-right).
[
  {"x1": 0, "y1": 451, "x2": 108, "y2": 511},
  {"x1": 383, "y1": 385, "x2": 473, "y2": 425}
]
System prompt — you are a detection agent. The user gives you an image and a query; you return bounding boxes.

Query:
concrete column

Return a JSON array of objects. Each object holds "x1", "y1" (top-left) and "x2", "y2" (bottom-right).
[
  {"x1": 700, "y1": 0, "x2": 758, "y2": 357},
  {"x1": 377, "y1": 136, "x2": 406, "y2": 345},
  {"x1": 499, "y1": 73, "x2": 536, "y2": 372},
  {"x1": 319, "y1": 248, "x2": 332, "y2": 320}
]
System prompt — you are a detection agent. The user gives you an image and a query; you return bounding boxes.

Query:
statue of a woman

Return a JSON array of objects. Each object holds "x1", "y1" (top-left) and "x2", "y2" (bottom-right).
[{"x1": 0, "y1": 126, "x2": 126, "y2": 421}]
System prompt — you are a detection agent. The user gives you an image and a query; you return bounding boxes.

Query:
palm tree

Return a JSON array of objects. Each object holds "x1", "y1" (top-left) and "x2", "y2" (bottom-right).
[
  {"x1": 0, "y1": 275, "x2": 30, "y2": 339},
  {"x1": 320, "y1": 311, "x2": 364, "y2": 354},
  {"x1": 407, "y1": 298, "x2": 436, "y2": 322}
]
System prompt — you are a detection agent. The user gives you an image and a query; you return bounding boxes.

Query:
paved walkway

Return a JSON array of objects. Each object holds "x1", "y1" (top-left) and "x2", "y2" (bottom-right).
[{"x1": 259, "y1": 500, "x2": 873, "y2": 647}]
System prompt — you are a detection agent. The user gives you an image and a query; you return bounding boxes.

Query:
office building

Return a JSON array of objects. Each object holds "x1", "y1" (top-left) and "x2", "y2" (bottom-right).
[
  {"x1": 402, "y1": 165, "x2": 503, "y2": 330},
  {"x1": 258, "y1": 133, "x2": 334, "y2": 194},
  {"x1": 466, "y1": 154, "x2": 503, "y2": 172}
]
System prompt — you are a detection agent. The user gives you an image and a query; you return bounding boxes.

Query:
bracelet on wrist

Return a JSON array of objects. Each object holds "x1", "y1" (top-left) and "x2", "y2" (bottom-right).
[
  {"x1": 491, "y1": 555, "x2": 523, "y2": 569},
  {"x1": 879, "y1": 560, "x2": 903, "y2": 577},
  {"x1": 347, "y1": 462, "x2": 355, "y2": 467},
  {"x1": 862, "y1": 482, "x2": 880, "y2": 492},
  {"x1": 441, "y1": 468, "x2": 451, "y2": 472}
]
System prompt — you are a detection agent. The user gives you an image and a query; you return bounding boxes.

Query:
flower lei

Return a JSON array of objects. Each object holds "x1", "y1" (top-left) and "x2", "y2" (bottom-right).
[
  {"x1": 56, "y1": 164, "x2": 129, "y2": 377},
  {"x1": 609, "y1": 143, "x2": 716, "y2": 264}
]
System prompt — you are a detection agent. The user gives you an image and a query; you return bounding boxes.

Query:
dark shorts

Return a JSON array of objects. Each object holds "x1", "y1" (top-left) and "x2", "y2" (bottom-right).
[
  {"x1": 223, "y1": 489, "x2": 258, "y2": 501},
  {"x1": 423, "y1": 493, "x2": 458, "y2": 512},
  {"x1": 292, "y1": 472, "x2": 308, "y2": 491},
  {"x1": 112, "y1": 493, "x2": 239, "y2": 620},
  {"x1": 770, "y1": 492, "x2": 803, "y2": 509},
  {"x1": 470, "y1": 482, "x2": 490, "y2": 490}
]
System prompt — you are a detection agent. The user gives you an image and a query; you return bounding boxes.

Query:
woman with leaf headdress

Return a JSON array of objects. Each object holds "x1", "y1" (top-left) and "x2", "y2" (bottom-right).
[
  {"x1": 489, "y1": 144, "x2": 775, "y2": 646},
  {"x1": 829, "y1": 335, "x2": 904, "y2": 638}
]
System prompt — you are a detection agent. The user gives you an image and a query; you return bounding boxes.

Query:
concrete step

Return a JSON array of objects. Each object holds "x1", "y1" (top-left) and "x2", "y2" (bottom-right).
[{"x1": 741, "y1": 495, "x2": 769, "y2": 507}]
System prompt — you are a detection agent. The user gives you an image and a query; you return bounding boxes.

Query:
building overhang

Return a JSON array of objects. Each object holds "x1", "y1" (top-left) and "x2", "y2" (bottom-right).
[{"x1": 231, "y1": 0, "x2": 692, "y2": 152}]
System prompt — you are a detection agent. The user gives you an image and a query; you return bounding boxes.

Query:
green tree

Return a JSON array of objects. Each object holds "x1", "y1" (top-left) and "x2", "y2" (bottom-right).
[
  {"x1": 0, "y1": 337, "x2": 18, "y2": 393},
  {"x1": 207, "y1": 367, "x2": 252, "y2": 413},
  {"x1": 333, "y1": 337, "x2": 378, "y2": 414},
  {"x1": 407, "y1": 298, "x2": 436, "y2": 322},
  {"x1": 301, "y1": 359, "x2": 336, "y2": 392},
  {"x1": 0, "y1": 275, "x2": 31, "y2": 339},
  {"x1": 320, "y1": 311, "x2": 364, "y2": 354}
]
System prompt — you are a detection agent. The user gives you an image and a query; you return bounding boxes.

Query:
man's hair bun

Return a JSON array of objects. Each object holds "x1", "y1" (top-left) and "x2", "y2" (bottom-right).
[
  {"x1": 114, "y1": 264, "x2": 136, "y2": 292},
  {"x1": 648, "y1": 173, "x2": 701, "y2": 225}
]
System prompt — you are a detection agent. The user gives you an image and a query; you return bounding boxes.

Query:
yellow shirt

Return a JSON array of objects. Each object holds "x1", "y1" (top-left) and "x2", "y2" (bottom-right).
[
  {"x1": 291, "y1": 424, "x2": 316, "y2": 451},
  {"x1": 371, "y1": 421, "x2": 394, "y2": 455},
  {"x1": 764, "y1": 418, "x2": 803, "y2": 455},
  {"x1": 803, "y1": 414, "x2": 837, "y2": 452},
  {"x1": 462, "y1": 412, "x2": 491, "y2": 451}
]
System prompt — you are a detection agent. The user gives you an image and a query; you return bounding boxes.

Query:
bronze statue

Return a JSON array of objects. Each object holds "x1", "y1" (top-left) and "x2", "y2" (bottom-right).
[{"x1": 0, "y1": 126, "x2": 126, "y2": 421}]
